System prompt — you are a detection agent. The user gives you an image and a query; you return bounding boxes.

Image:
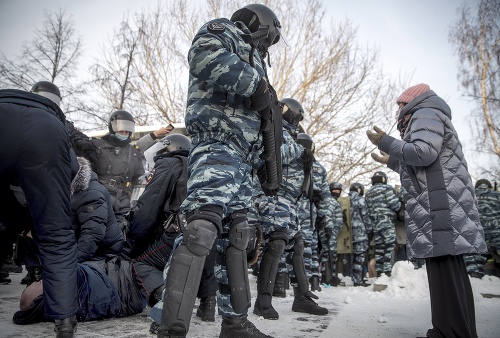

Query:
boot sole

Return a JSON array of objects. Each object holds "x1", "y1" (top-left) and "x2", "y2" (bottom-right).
[
  {"x1": 291, "y1": 307, "x2": 328, "y2": 316},
  {"x1": 253, "y1": 308, "x2": 279, "y2": 320}
]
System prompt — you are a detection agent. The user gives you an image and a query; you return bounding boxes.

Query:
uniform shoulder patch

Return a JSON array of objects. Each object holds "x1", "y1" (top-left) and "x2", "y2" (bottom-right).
[{"x1": 207, "y1": 22, "x2": 225, "y2": 34}]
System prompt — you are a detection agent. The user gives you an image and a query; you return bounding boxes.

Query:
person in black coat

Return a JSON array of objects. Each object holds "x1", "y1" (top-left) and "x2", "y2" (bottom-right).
[
  {"x1": 71, "y1": 157, "x2": 124, "y2": 262},
  {"x1": 0, "y1": 83, "x2": 79, "y2": 337}
]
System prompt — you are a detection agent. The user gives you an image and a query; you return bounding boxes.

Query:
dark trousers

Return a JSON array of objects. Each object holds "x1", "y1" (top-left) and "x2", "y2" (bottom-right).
[{"x1": 425, "y1": 255, "x2": 477, "y2": 338}]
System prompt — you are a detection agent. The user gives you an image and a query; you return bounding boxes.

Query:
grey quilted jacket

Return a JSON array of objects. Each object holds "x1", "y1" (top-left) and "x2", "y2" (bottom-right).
[{"x1": 378, "y1": 90, "x2": 487, "y2": 259}]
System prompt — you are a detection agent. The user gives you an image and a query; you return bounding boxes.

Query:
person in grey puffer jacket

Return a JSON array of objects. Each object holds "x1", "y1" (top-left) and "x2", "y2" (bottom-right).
[{"x1": 367, "y1": 83, "x2": 487, "y2": 338}]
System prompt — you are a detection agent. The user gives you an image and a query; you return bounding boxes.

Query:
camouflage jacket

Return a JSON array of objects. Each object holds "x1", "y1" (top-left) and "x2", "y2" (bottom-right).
[
  {"x1": 278, "y1": 122, "x2": 305, "y2": 200},
  {"x1": 185, "y1": 18, "x2": 266, "y2": 153},
  {"x1": 348, "y1": 190, "x2": 373, "y2": 242},
  {"x1": 312, "y1": 161, "x2": 341, "y2": 234},
  {"x1": 365, "y1": 183, "x2": 401, "y2": 220},
  {"x1": 475, "y1": 184, "x2": 500, "y2": 224}
]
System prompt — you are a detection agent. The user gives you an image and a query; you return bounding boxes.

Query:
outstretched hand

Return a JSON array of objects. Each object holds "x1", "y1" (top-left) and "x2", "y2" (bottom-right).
[
  {"x1": 371, "y1": 151, "x2": 389, "y2": 164},
  {"x1": 366, "y1": 126, "x2": 386, "y2": 146}
]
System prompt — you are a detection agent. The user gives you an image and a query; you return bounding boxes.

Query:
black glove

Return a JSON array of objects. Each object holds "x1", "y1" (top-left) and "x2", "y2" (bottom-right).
[
  {"x1": 249, "y1": 79, "x2": 271, "y2": 112},
  {"x1": 257, "y1": 165, "x2": 278, "y2": 197}
]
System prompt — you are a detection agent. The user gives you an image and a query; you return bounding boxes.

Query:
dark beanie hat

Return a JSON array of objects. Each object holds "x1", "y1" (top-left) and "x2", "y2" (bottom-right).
[{"x1": 397, "y1": 83, "x2": 430, "y2": 104}]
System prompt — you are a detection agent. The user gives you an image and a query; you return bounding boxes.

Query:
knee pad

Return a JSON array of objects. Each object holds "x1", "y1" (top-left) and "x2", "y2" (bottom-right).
[
  {"x1": 228, "y1": 221, "x2": 251, "y2": 251},
  {"x1": 183, "y1": 219, "x2": 218, "y2": 256}
]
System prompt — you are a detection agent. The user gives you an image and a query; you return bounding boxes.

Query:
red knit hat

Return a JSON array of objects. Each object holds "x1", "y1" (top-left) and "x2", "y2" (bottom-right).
[{"x1": 396, "y1": 83, "x2": 430, "y2": 104}]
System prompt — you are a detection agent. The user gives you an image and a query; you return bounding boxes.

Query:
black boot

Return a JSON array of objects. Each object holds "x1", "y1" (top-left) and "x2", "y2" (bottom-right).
[
  {"x1": 157, "y1": 324, "x2": 186, "y2": 338},
  {"x1": 0, "y1": 271, "x2": 11, "y2": 285},
  {"x1": 309, "y1": 276, "x2": 321, "y2": 292},
  {"x1": 23, "y1": 267, "x2": 42, "y2": 286},
  {"x1": 20, "y1": 272, "x2": 31, "y2": 285},
  {"x1": 272, "y1": 272, "x2": 287, "y2": 298},
  {"x1": 196, "y1": 295, "x2": 216, "y2": 322},
  {"x1": 253, "y1": 294, "x2": 279, "y2": 320},
  {"x1": 148, "y1": 285, "x2": 165, "y2": 307},
  {"x1": 219, "y1": 315, "x2": 273, "y2": 338},
  {"x1": 54, "y1": 316, "x2": 77, "y2": 338},
  {"x1": 291, "y1": 287, "x2": 328, "y2": 315}
]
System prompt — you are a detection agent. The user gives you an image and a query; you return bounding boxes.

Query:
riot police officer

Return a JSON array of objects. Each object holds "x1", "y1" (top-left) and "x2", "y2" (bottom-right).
[
  {"x1": 157, "y1": 4, "x2": 282, "y2": 338},
  {"x1": 365, "y1": 171, "x2": 400, "y2": 277}
]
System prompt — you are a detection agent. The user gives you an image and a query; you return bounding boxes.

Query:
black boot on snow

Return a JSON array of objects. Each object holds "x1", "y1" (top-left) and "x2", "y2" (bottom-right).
[
  {"x1": 157, "y1": 323, "x2": 187, "y2": 338},
  {"x1": 253, "y1": 294, "x2": 279, "y2": 320},
  {"x1": 292, "y1": 288, "x2": 328, "y2": 315},
  {"x1": 196, "y1": 295, "x2": 216, "y2": 322},
  {"x1": 54, "y1": 316, "x2": 77, "y2": 338},
  {"x1": 272, "y1": 272, "x2": 287, "y2": 298},
  {"x1": 310, "y1": 276, "x2": 321, "y2": 292},
  {"x1": 219, "y1": 315, "x2": 273, "y2": 338}
]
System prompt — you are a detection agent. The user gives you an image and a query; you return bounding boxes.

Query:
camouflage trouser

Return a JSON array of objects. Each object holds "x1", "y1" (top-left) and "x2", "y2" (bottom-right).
[
  {"x1": 255, "y1": 195, "x2": 289, "y2": 274},
  {"x1": 181, "y1": 140, "x2": 256, "y2": 318},
  {"x1": 351, "y1": 240, "x2": 368, "y2": 285},
  {"x1": 318, "y1": 227, "x2": 337, "y2": 274},
  {"x1": 258, "y1": 195, "x2": 306, "y2": 286},
  {"x1": 483, "y1": 219, "x2": 500, "y2": 252},
  {"x1": 463, "y1": 254, "x2": 487, "y2": 274},
  {"x1": 298, "y1": 199, "x2": 319, "y2": 277},
  {"x1": 372, "y1": 215, "x2": 396, "y2": 274}
]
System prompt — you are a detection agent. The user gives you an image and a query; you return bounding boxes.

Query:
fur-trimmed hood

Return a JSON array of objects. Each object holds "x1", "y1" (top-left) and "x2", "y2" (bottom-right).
[{"x1": 72, "y1": 157, "x2": 92, "y2": 195}]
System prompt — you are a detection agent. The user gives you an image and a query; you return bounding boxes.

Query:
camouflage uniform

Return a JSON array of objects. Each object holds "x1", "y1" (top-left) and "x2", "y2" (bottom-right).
[
  {"x1": 347, "y1": 190, "x2": 373, "y2": 285},
  {"x1": 365, "y1": 182, "x2": 401, "y2": 275},
  {"x1": 464, "y1": 182, "x2": 500, "y2": 275},
  {"x1": 307, "y1": 161, "x2": 339, "y2": 279},
  {"x1": 298, "y1": 197, "x2": 316, "y2": 279},
  {"x1": 314, "y1": 169, "x2": 343, "y2": 280},
  {"x1": 259, "y1": 125, "x2": 305, "y2": 281},
  {"x1": 161, "y1": 17, "x2": 268, "y2": 332}
]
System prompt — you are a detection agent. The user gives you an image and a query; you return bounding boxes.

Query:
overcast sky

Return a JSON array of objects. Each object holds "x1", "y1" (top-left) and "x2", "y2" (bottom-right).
[{"x1": 0, "y1": 0, "x2": 491, "y2": 178}]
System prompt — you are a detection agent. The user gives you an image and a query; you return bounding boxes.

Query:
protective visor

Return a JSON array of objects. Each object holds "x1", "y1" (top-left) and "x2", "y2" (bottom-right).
[{"x1": 111, "y1": 120, "x2": 135, "y2": 133}]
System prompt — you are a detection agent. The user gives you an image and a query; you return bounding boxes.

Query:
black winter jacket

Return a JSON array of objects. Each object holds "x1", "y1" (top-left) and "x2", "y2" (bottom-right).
[
  {"x1": 71, "y1": 157, "x2": 124, "y2": 262},
  {"x1": 125, "y1": 150, "x2": 188, "y2": 258}
]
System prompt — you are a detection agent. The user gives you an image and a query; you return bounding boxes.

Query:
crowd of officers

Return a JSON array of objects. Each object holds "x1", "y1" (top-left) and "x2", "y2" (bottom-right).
[{"x1": 1, "y1": 3, "x2": 499, "y2": 338}]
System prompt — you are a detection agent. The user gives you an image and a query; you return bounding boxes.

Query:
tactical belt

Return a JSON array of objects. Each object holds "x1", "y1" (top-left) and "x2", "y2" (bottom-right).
[{"x1": 190, "y1": 132, "x2": 252, "y2": 158}]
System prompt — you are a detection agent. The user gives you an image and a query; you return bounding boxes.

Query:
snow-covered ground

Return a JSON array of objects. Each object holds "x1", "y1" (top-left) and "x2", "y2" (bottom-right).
[{"x1": 188, "y1": 260, "x2": 500, "y2": 338}]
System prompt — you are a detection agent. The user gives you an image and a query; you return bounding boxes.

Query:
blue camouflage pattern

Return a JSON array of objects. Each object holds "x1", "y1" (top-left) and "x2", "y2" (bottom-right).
[
  {"x1": 465, "y1": 183, "x2": 500, "y2": 274},
  {"x1": 298, "y1": 196, "x2": 317, "y2": 278},
  {"x1": 348, "y1": 190, "x2": 372, "y2": 284},
  {"x1": 365, "y1": 182, "x2": 400, "y2": 274},
  {"x1": 310, "y1": 161, "x2": 342, "y2": 276},
  {"x1": 179, "y1": 17, "x2": 270, "y2": 319},
  {"x1": 185, "y1": 18, "x2": 266, "y2": 156}
]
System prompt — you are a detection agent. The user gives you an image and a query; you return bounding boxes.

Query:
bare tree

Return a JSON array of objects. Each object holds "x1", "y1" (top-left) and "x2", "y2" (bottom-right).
[
  {"x1": 251, "y1": 0, "x2": 401, "y2": 185},
  {"x1": 449, "y1": 0, "x2": 500, "y2": 179},
  {"x1": 0, "y1": 9, "x2": 83, "y2": 102},
  {"x1": 82, "y1": 0, "x2": 402, "y2": 185},
  {"x1": 73, "y1": 17, "x2": 142, "y2": 131}
]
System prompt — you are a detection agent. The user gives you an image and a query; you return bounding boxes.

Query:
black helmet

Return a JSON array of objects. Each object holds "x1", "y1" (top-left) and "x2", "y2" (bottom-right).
[
  {"x1": 329, "y1": 182, "x2": 343, "y2": 191},
  {"x1": 230, "y1": 4, "x2": 282, "y2": 48},
  {"x1": 108, "y1": 110, "x2": 135, "y2": 134},
  {"x1": 350, "y1": 182, "x2": 364, "y2": 196},
  {"x1": 143, "y1": 134, "x2": 191, "y2": 168},
  {"x1": 281, "y1": 98, "x2": 304, "y2": 127},
  {"x1": 159, "y1": 134, "x2": 191, "y2": 153},
  {"x1": 475, "y1": 179, "x2": 492, "y2": 189},
  {"x1": 371, "y1": 171, "x2": 387, "y2": 184},
  {"x1": 296, "y1": 133, "x2": 315, "y2": 153},
  {"x1": 31, "y1": 81, "x2": 61, "y2": 106}
]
